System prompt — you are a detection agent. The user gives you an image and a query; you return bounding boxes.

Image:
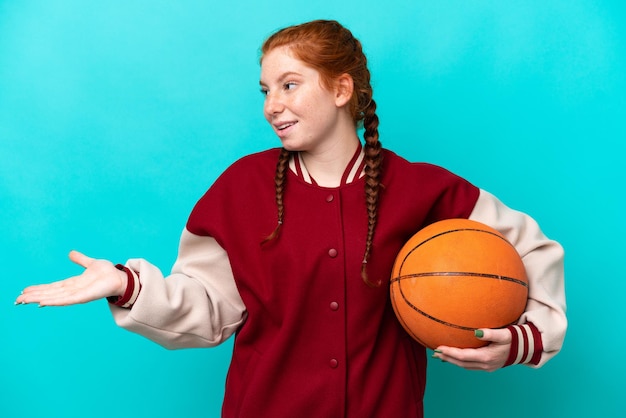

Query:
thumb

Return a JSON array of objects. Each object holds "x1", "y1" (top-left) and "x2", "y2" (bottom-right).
[
  {"x1": 68, "y1": 250, "x2": 95, "y2": 269},
  {"x1": 474, "y1": 328, "x2": 512, "y2": 344}
]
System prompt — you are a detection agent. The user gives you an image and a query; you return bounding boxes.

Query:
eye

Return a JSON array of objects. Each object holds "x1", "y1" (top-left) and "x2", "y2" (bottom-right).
[
  {"x1": 260, "y1": 87, "x2": 269, "y2": 96},
  {"x1": 283, "y1": 82, "x2": 297, "y2": 91}
]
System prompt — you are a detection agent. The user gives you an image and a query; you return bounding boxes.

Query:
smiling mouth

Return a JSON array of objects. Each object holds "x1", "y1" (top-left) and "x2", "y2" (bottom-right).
[{"x1": 275, "y1": 121, "x2": 297, "y2": 131}]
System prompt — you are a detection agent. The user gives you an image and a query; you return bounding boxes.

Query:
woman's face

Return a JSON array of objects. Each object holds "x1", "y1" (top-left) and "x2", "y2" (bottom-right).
[{"x1": 260, "y1": 46, "x2": 351, "y2": 153}]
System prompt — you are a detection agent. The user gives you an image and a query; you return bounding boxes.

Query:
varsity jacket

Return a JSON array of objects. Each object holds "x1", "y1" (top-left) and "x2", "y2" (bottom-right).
[{"x1": 109, "y1": 147, "x2": 566, "y2": 418}]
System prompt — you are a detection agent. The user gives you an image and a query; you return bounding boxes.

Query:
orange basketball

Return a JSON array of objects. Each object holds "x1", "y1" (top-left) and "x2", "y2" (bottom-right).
[{"x1": 390, "y1": 218, "x2": 528, "y2": 349}]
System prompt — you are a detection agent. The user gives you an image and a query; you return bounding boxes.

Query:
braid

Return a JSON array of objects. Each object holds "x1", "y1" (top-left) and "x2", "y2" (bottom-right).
[
  {"x1": 262, "y1": 148, "x2": 292, "y2": 245},
  {"x1": 361, "y1": 99, "x2": 382, "y2": 287}
]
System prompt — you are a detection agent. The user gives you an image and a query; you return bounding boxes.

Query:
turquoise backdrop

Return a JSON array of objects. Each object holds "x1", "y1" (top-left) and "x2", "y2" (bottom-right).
[{"x1": 1, "y1": 1, "x2": 624, "y2": 417}]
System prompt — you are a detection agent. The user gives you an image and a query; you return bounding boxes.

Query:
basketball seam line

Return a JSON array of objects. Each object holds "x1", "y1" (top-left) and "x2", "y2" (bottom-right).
[
  {"x1": 393, "y1": 283, "x2": 519, "y2": 331},
  {"x1": 397, "y1": 228, "x2": 518, "y2": 274},
  {"x1": 390, "y1": 271, "x2": 528, "y2": 287}
]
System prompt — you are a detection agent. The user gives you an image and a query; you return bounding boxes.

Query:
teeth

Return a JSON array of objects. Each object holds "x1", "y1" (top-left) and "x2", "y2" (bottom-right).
[{"x1": 277, "y1": 122, "x2": 294, "y2": 130}]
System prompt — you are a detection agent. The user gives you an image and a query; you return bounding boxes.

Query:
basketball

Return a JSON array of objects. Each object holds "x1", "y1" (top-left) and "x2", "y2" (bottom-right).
[{"x1": 390, "y1": 218, "x2": 528, "y2": 349}]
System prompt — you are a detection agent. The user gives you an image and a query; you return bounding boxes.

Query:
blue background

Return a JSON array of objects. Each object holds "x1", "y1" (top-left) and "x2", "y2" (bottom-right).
[{"x1": 1, "y1": 1, "x2": 624, "y2": 417}]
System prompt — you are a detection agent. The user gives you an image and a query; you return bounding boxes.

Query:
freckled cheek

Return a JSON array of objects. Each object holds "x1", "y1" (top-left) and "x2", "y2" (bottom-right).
[{"x1": 297, "y1": 101, "x2": 318, "y2": 120}]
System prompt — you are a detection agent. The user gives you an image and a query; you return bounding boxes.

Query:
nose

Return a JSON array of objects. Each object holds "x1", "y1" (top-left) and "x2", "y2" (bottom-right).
[{"x1": 264, "y1": 92, "x2": 284, "y2": 118}]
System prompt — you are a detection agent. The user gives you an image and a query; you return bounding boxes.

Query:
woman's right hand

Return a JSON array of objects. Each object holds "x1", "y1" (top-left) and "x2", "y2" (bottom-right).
[{"x1": 15, "y1": 250, "x2": 127, "y2": 307}]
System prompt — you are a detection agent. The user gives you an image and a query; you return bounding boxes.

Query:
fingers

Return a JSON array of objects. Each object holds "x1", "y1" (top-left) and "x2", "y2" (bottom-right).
[
  {"x1": 16, "y1": 277, "x2": 83, "y2": 306},
  {"x1": 433, "y1": 346, "x2": 496, "y2": 372},
  {"x1": 432, "y1": 328, "x2": 512, "y2": 372},
  {"x1": 69, "y1": 250, "x2": 95, "y2": 268},
  {"x1": 474, "y1": 328, "x2": 512, "y2": 344},
  {"x1": 15, "y1": 250, "x2": 102, "y2": 307}
]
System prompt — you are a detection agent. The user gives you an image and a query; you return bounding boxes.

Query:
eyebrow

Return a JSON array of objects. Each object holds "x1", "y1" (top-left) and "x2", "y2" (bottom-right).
[{"x1": 259, "y1": 71, "x2": 303, "y2": 87}]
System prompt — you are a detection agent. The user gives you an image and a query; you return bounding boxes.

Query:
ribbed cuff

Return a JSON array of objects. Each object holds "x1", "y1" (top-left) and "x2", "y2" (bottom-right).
[
  {"x1": 504, "y1": 322, "x2": 543, "y2": 367},
  {"x1": 106, "y1": 264, "x2": 141, "y2": 309}
]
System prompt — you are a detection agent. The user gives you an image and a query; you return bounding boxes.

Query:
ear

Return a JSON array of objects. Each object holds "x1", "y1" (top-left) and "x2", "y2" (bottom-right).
[{"x1": 334, "y1": 74, "x2": 354, "y2": 107}]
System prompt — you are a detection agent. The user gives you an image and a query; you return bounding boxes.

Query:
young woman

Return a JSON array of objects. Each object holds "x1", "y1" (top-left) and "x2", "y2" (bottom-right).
[{"x1": 16, "y1": 20, "x2": 566, "y2": 418}]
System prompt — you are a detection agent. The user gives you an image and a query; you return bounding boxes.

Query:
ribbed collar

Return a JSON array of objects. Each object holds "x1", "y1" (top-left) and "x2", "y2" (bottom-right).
[{"x1": 290, "y1": 144, "x2": 365, "y2": 186}]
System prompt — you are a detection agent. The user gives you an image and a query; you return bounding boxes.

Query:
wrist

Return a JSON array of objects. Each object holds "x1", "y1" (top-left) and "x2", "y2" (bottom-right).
[
  {"x1": 116, "y1": 267, "x2": 127, "y2": 296},
  {"x1": 107, "y1": 264, "x2": 141, "y2": 308}
]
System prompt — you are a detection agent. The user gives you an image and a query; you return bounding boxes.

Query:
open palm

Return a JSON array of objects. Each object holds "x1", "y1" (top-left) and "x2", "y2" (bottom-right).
[{"x1": 15, "y1": 250, "x2": 126, "y2": 307}]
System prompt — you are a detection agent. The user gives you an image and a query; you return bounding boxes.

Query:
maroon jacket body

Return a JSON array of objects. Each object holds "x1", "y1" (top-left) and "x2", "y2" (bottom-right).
[{"x1": 187, "y1": 148, "x2": 479, "y2": 417}]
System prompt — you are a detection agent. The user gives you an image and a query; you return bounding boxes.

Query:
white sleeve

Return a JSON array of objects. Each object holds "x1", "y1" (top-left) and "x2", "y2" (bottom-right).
[
  {"x1": 109, "y1": 228, "x2": 247, "y2": 350},
  {"x1": 469, "y1": 189, "x2": 567, "y2": 367}
]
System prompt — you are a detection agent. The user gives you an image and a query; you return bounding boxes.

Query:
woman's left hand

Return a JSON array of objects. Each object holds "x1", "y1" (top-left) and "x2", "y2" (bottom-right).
[{"x1": 432, "y1": 328, "x2": 511, "y2": 372}]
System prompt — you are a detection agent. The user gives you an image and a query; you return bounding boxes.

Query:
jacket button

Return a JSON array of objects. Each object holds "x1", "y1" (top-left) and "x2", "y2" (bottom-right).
[
  {"x1": 326, "y1": 194, "x2": 334, "y2": 202},
  {"x1": 329, "y1": 359, "x2": 338, "y2": 368},
  {"x1": 328, "y1": 248, "x2": 338, "y2": 258},
  {"x1": 330, "y1": 302, "x2": 339, "y2": 311}
]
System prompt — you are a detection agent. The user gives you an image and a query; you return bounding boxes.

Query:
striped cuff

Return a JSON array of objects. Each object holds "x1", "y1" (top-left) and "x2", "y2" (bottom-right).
[
  {"x1": 504, "y1": 323, "x2": 543, "y2": 367},
  {"x1": 106, "y1": 264, "x2": 141, "y2": 309}
]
